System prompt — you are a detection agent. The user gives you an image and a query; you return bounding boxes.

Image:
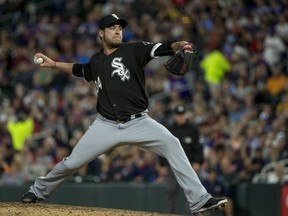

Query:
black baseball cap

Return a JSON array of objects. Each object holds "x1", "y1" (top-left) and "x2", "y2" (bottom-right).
[
  {"x1": 99, "y1": 14, "x2": 128, "y2": 29},
  {"x1": 173, "y1": 105, "x2": 187, "y2": 115}
]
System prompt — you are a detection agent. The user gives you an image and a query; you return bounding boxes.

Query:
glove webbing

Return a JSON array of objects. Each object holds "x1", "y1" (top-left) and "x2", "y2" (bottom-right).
[{"x1": 165, "y1": 51, "x2": 185, "y2": 75}]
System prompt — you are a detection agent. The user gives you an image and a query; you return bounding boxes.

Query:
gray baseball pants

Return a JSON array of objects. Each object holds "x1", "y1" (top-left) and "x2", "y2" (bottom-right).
[{"x1": 29, "y1": 112, "x2": 211, "y2": 213}]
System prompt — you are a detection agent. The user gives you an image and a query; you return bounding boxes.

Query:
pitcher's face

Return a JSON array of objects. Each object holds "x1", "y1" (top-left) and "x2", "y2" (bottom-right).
[{"x1": 101, "y1": 24, "x2": 123, "y2": 48}]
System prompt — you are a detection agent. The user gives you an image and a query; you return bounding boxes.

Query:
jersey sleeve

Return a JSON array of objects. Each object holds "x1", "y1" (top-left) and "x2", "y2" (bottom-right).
[
  {"x1": 133, "y1": 41, "x2": 175, "y2": 66},
  {"x1": 83, "y1": 63, "x2": 93, "y2": 82},
  {"x1": 72, "y1": 63, "x2": 93, "y2": 82},
  {"x1": 133, "y1": 41, "x2": 160, "y2": 66},
  {"x1": 153, "y1": 41, "x2": 175, "y2": 57}
]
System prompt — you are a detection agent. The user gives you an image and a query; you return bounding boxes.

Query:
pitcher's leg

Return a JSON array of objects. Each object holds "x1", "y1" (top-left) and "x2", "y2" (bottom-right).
[
  {"x1": 29, "y1": 118, "x2": 120, "y2": 199},
  {"x1": 30, "y1": 158, "x2": 77, "y2": 199},
  {"x1": 151, "y1": 134, "x2": 210, "y2": 212},
  {"x1": 125, "y1": 116, "x2": 211, "y2": 213}
]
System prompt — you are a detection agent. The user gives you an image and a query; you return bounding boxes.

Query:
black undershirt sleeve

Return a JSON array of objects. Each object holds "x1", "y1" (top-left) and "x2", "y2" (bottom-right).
[
  {"x1": 72, "y1": 63, "x2": 83, "y2": 77},
  {"x1": 153, "y1": 41, "x2": 176, "y2": 57},
  {"x1": 72, "y1": 63, "x2": 93, "y2": 82}
]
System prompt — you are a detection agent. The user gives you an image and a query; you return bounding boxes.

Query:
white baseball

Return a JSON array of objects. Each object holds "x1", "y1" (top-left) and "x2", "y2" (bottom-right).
[{"x1": 34, "y1": 57, "x2": 44, "y2": 64}]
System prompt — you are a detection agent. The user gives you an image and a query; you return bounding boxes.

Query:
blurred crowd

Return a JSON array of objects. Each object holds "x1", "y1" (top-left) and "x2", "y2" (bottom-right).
[{"x1": 0, "y1": 0, "x2": 288, "y2": 205}]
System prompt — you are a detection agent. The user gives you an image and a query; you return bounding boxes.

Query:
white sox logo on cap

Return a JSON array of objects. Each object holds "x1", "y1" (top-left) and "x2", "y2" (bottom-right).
[
  {"x1": 111, "y1": 14, "x2": 119, "y2": 19},
  {"x1": 98, "y1": 14, "x2": 128, "y2": 29}
]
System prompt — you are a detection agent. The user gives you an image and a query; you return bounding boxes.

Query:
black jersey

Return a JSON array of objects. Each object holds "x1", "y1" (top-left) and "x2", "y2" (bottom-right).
[{"x1": 74, "y1": 41, "x2": 164, "y2": 120}]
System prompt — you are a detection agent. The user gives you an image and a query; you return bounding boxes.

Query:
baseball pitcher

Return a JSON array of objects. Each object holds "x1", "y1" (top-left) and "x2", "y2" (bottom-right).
[{"x1": 22, "y1": 14, "x2": 227, "y2": 215}]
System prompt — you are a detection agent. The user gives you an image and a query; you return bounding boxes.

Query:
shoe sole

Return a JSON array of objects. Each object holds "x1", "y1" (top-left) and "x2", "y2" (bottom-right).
[
  {"x1": 194, "y1": 199, "x2": 228, "y2": 215},
  {"x1": 21, "y1": 199, "x2": 43, "y2": 203},
  {"x1": 22, "y1": 199, "x2": 36, "y2": 203},
  {"x1": 22, "y1": 196, "x2": 37, "y2": 203},
  {"x1": 21, "y1": 195, "x2": 43, "y2": 203}
]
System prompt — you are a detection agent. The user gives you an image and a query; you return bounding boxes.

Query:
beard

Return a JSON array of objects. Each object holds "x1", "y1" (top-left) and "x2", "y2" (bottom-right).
[
  {"x1": 104, "y1": 37, "x2": 122, "y2": 48},
  {"x1": 109, "y1": 41, "x2": 121, "y2": 48}
]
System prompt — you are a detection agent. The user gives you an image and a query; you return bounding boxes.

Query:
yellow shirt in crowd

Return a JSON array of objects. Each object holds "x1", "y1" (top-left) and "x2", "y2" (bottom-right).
[
  {"x1": 200, "y1": 50, "x2": 231, "y2": 85},
  {"x1": 7, "y1": 118, "x2": 34, "y2": 151}
]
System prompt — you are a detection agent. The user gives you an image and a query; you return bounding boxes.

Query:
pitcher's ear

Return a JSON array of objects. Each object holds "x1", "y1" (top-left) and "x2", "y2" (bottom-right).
[{"x1": 99, "y1": 30, "x2": 104, "y2": 40}]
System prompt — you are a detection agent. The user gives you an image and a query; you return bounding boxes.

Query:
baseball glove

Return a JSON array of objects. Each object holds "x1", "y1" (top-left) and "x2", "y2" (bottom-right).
[{"x1": 164, "y1": 43, "x2": 197, "y2": 76}]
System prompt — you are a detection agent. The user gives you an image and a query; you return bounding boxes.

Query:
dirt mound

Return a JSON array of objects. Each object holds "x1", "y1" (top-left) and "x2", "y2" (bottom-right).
[{"x1": 0, "y1": 202, "x2": 176, "y2": 216}]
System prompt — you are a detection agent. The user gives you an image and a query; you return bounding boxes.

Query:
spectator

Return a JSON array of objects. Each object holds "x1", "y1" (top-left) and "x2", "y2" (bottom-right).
[
  {"x1": 6, "y1": 110, "x2": 34, "y2": 151},
  {"x1": 275, "y1": 13, "x2": 288, "y2": 45},
  {"x1": 262, "y1": 28, "x2": 286, "y2": 67},
  {"x1": 138, "y1": 151, "x2": 161, "y2": 184},
  {"x1": 275, "y1": 91, "x2": 288, "y2": 119},
  {"x1": 0, "y1": 154, "x2": 24, "y2": 185},
  {"x1": 266, "y1": 163, "x2": 288, "y2": 184},
  {"x1": 22, "y1": 152, "x2": 47, "y2": 183},
  {"x1": 268, "y1": 118, "x2": 286, "y2": 162},
  {"x1": 247, "y1": 147, "x2": 266, "y2": 178},
  {"x1": 200, "y1": 48, "x2": 231, "y2": 92},
  {"x1": 265, "y1": 65, "x2": 288, "y2": 104}
]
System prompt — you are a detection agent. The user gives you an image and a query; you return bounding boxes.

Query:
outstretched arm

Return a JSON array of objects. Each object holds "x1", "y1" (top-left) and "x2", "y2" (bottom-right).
[
  {"x1": 34, "y1": 53, "x2": 74, "y2": 74},
  {"x1": 152, "y1": 41, "x2": 191, "y2": 57},
  {"x1": 171, "y1": 41, "x2": 190, "y2": 52}
]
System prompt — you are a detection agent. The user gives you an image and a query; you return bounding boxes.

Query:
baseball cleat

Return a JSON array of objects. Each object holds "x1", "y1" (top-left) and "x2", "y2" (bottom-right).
[
  {"x1": 194, "y1": 197, "x2": 227, "y2": 215},
  {"x1": 21, "y1": 192, "x2": 43, "y2": 203}
]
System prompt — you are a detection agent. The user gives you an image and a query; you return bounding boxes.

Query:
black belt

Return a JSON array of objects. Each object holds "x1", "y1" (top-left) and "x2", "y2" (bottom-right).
[
  {"x1": 116, "y1": 113, "x2": 143, "y2": 123},
  {"x1": 104, "y1": 113, "x2": 144, "y2": 123}
]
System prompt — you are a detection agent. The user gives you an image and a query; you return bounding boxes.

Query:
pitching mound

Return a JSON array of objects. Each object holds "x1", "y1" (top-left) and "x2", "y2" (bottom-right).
[{"x1": 0, "y1": 202, "x2": 176, "y2": 216}]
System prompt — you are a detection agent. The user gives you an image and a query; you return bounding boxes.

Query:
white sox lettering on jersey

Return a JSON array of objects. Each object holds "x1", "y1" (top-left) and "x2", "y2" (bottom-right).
[
  {"x1": 95, "y1": 76, "x2": 102, "y2": 94},
  {"x1": 111, "y1": 57, "x2": 130, "y2": 81}
]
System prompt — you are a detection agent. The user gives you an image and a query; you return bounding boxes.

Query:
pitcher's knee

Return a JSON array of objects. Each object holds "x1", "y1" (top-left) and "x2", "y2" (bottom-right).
[
  {"x1": 62, "y1": 157, "x2": 82, "y2": 171},
  {"x1": 170, "y1": 135, "x2": 181, "y2": 145},
  {"x1": 165, "y1": 135, "x2": 182, "y2": 150}
]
